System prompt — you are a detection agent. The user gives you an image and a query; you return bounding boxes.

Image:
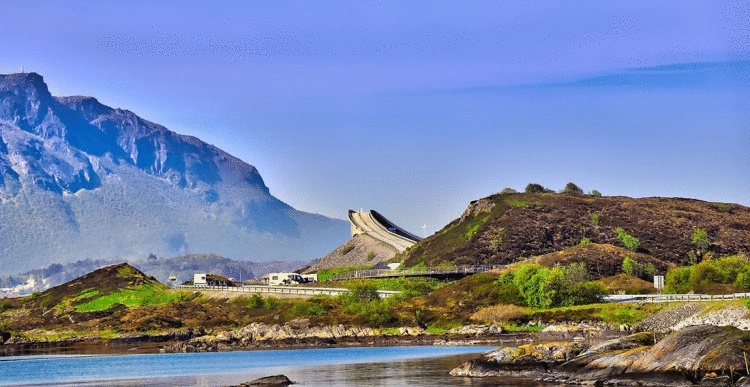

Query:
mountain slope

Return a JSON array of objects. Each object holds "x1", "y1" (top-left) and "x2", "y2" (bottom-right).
[
  {"x1": 403, "y1": 192, "x2": 750, "y2": 272},
  {"x1": 0, "y1": 73, "x2": 348, "y2": 273}
]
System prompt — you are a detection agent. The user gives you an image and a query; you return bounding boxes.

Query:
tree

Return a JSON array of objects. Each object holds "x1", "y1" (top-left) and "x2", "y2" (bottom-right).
[
  {"x1": 615, "y1": 227, "x2": 640, "y2": 252},
  {"x1": 499, "y1": 187, "x2": 518, "y2": 194},
  {"x1": 525, "y1": 183, "x2": 552, "y2": 194},
  {"x1": 622, "y1": 256, "x2": 637, "y2": 276},
  {"x1": 691, "y1": 227, "x2": 709, "y2": 252},
  {"x1": 590, "y1": 190, "x2": 602, "y2": 197},
  {"x1": 561, "y1": 182, "x2": 584, "y2": 195}
]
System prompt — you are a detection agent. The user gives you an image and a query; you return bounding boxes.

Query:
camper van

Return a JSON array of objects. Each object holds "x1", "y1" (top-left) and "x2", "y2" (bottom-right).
[
  {"x1": 194, "y1": 273, "x2": 207, "y2": 287},
  {"x1": 267, "y1": 272, "x2": 307, "y2": 286}
]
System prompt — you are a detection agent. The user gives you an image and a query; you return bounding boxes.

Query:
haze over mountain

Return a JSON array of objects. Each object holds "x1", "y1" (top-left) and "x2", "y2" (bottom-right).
[{"x1": 0, "y1": 72, "x2": 349, "y2": 274}]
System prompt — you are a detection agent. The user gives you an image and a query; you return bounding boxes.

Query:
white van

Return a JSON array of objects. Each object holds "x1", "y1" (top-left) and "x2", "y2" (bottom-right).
[{"x1": 268, "y1": 272, "x2": 306, "y2": 286}]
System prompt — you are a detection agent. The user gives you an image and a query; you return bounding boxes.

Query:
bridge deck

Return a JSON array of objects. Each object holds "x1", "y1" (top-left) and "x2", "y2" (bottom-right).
[{"x1": 328, "y1": 265, "x2": 505, "y2": 281}]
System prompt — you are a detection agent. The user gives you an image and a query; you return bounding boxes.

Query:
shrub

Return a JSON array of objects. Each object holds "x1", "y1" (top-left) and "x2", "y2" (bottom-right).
[
  {"x1": 615, "y1": 228, "x2": 640, "y2": 252},
  {"x1": 264, "y1": 297, "x2": 277, "y2": 309},
  {"x1": 691, "y1": 227, "x2": 709, "y2": 251},
  {"x1": 665, "y1": 255, "x2": 750, "y2": 293},
  {"x1": 247, "y1": 294, "x2": 264, "y2": 309},
  {"x1": 665, "y1": 266, "x2": 692, "y2": 293},
  {"x1": 736, "y1": 269, "x2": 750, "y2": 289},
  {"x1": 366, "y1": 251, "x2": 376, "y2": 261},
  {"x1": 579, "y1": 237, "x2": 591, "y2": 246},
  {"x1": 561, "y1": 182, "x2": 584, "y2": 195},
  {"x1": 341, "y1": 244, "x2": 355, "y2": 255},
  {"x1": 346, "y1": 283, "x2": 381, "y2": 303},
  {"x1": 499, "y1": 187, "x2": 518, "y2": 194},
  {"x1": 525, "y1": 183, "x2": 552, "y2": 194},
  {"x1": 591, "y1": 213, "x2": 600, "y2": 227},
  {"x1": 288, "y1": 301, "x2": 326, "y2": 317},
  {"x1": 568, "y1": 282, "x2": 606, "y2": 305},
  {"x1": 590, "y1": 190, "x2": 602, "y2": 197},
  {"x1": 622, "y1": 257, "x2": 637, "y2": 277},
  {"x1": 622, "y1": 257, "x2": 655, "y2": 280}
]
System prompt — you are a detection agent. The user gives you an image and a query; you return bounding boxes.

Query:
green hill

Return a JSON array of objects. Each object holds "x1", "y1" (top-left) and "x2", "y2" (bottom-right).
[{"x1": 402, "y1": 192, "x2": 750, "y2": 276}]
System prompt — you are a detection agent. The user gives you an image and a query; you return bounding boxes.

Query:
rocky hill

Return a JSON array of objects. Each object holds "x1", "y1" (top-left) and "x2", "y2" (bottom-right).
[
  {"x1": 0, "y1": 73, "x2": 348, "y2": 274},
  {"x1": 304, "y1": 234, "x2": 399, "y2": 273},
  {"x1": 403, "y1": 191, "x2": 750, "y2": 275}
]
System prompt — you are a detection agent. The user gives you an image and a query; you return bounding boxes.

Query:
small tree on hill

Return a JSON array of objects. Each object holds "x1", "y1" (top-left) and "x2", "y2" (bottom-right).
[
  {"x1": 615, "y1": 227, "x2": 640, "y2": 252},
  {"x1": 691, "y1": 227, "x2": 709, "y2": 252},
  {"x1": 525, "y1": 183, "x2": 552, "y2": 194},
  {"x1": 561, "y1": 182, "x2": 584, "y2": 195},
  {"x1": 499, "y1": 187, "x2": 518, "y2": 194},
  {"x1": 590, "y1": 190, "x2": 602, "y2": 197}
]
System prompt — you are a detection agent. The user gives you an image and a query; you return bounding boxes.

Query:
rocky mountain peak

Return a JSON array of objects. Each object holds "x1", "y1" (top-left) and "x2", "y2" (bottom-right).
[{"x1": 0, "y1": 73, "x2": 348, "y2": 274}]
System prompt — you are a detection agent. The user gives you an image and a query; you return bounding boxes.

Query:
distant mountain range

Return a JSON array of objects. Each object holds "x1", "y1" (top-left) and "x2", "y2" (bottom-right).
[
  {"x1": 0, "y1": 72, "x2": 349, "y2": 274},
  {"x1": 0, "y1": 254, "x2": 308, "y2": 296}
]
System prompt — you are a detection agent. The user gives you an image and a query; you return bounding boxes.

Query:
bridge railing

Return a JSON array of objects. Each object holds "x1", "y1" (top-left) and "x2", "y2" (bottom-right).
[
  {"x1": 176, "y1": 284, "x2": 401, "y2": 298},
  {"x1": 604, "y1": 292, "x2": 750, "y2": 303},
  {"x1": 327, "y1": 265, "x2": 505, "y2": 281}
]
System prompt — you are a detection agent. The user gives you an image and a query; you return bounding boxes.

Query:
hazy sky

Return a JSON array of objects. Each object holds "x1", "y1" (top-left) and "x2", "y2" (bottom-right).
[{"x1": 2, "y1": 1, "x2": 748, "y2": 236}]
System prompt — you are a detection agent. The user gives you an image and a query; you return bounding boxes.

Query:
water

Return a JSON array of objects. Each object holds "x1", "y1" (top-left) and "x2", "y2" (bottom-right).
[{"x1": 0, "y1": 346, "x2": 549, "y2": 386}]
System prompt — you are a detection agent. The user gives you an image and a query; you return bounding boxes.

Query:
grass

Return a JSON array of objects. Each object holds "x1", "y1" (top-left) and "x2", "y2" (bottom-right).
[
  {"x1": 502, "y1": 324, "x2": 544, "y2": 332},
  {"x1": 75, "y1": 282, "x2": 187, "y2": 312},
  {"x1": 465, "y1": 215, "x2": 489, "y2": 239},
  {"x1": 505, "y1": 198, "x2": 530, "y2": 208},
  {"x1": 531, "y1": 302, "x2": 666, "y2": 326}
]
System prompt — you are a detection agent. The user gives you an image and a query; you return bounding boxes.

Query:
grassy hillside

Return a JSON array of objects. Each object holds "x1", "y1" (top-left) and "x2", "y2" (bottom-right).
[{"x1": 402, "y1": 192, "x2": 750, "y2": 275}]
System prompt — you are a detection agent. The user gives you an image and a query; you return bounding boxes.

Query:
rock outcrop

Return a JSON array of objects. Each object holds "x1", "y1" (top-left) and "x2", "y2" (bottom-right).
[{"x1": 452, "y1": 325, "x2": 750, "y2": 386}]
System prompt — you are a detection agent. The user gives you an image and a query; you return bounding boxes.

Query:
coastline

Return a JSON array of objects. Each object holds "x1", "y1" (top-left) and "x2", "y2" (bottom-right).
[{"x1": 0, "y1": 322, "x2": 620, "y2": 357}]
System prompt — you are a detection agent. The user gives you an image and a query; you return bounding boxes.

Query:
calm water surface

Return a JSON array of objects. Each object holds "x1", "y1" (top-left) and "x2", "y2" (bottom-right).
[{"x1": 0, "y1": 345, "x2": 552, "y2": 386}]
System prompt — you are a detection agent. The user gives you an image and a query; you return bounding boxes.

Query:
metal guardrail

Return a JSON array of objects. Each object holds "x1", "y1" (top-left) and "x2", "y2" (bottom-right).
[
  {"x1": 176, "y1": 285, "x2": 401, "y2": 298},
  {"x1": 605, "y1": 292, "x2": 750, "y2": 303},
  {"x1": 328, "y1": 265, "x2": 505, "y2": 281}
]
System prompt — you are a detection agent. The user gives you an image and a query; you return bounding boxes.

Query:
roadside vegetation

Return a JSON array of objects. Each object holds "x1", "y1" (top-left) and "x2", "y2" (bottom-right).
[{"x1": 665, "y1": 254, "x2": 750, "y2": 294}]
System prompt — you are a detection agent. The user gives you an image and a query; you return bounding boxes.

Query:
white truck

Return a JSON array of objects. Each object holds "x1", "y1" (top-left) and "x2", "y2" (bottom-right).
[{"x1": 267, "y1": 272, "x2": 307, "y2": 286}]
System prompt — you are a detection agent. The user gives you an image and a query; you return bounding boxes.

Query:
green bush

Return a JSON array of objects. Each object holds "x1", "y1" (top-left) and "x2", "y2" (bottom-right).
[
  {"x1": 525, "y1": 183, "x2": 552, "y2": 194},
  {"x1": 264, "y1": 297, "x2": 277, "y2": 309},
  {"x1": 691, "y1": 227, "x2": 709, "y2": 251},
  {"x1": 499, "y1": 187, "x2": 518, "y2": 194},
  {"x1": 288, "y1": 301, "x2": 326, "y2": 317},
  {"x1": 736, "y1": 269, "x2": 750, "y2": 289},
  {"x1": 507, "y1": 263, "x2": 603, "y2": 308},
  {"x1": 664, "y1": 255, "x2": 750, "y2": 293},
  {"x1": 664, "y1": 266, "x2": 691, "y2": 293},
  {"x1": 591, "y1": 213, "x2": 600, "y2": 227},
  {"x1": 622, "y1": 257, "x2": 655, "y2": 280},
  {"x1": 247, "y1": 294, "x2": 264, "y2": 309},
  {"x1": 579, "y1": 237, "x2": 591, "y2": 246},
  {"x1": 590, "y1": 190, "x2": 602, "y2": 197},
  {"x1": 615, "y1": 228, "x2": 640, "y2": 252},
  {"x1": 561, "y1": 182, "x2": 583, "y2": 195}
]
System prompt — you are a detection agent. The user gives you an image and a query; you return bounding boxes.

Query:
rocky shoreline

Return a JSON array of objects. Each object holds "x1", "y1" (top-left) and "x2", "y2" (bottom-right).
[
  {"x1": 1, "y1": 320, "x2": 617, "y2": 357},
  {"x1": 452, "y1": 304, "x2": 750, "y2": 386}
]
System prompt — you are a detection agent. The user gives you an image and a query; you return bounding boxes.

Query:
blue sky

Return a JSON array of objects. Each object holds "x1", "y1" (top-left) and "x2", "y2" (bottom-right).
[{"x1": 1, "y1": 1, "x2": 748, "y2": 236}]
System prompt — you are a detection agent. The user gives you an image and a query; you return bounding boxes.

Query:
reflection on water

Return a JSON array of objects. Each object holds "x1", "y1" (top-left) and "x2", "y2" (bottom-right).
[{"x1": 3, "y1": 346, "x2": 552, "y2": 387}]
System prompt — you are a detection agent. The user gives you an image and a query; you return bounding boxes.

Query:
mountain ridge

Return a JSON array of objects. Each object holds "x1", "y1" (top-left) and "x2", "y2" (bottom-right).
[
  {"x1": 402, "y1": 192, "x2": 750, "y2": 274},
  {"x1": 0, "y1": 72, "x2": 348, "y2": 273}
]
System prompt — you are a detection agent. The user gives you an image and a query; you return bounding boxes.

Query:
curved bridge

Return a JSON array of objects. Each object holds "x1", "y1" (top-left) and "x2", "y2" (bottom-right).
[{"x1": 348, "y1": 209, "x2": 421, "y2": 253}]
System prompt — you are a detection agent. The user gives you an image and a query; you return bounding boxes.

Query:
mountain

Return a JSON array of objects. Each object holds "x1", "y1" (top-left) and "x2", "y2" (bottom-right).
[
  {"x1": 0, "y1": 72, "x2": 348, "y2": 274},
  {"x1": 402, "y1": 191, "x2": 750, "y2": 276},
  {"x1": 0, "y1": 254, "x2": 309, "y2": 296}
]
